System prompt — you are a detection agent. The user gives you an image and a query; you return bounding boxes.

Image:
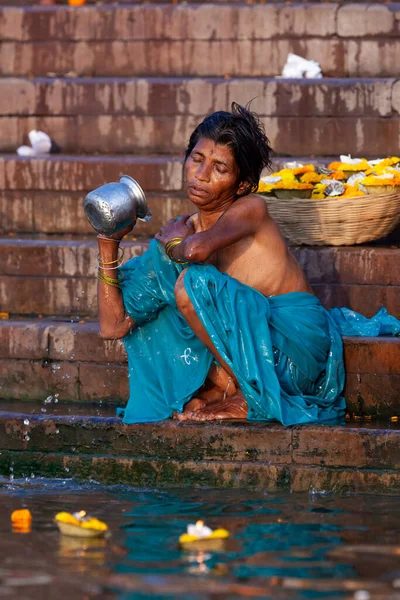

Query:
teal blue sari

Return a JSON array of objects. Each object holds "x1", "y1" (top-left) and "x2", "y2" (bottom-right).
[{"x1": 118, "y1": 240, "x2": 399, "y2": 426}]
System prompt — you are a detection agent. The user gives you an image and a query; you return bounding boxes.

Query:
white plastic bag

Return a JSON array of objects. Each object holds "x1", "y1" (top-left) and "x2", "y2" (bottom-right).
[
  {"x1": 17, "y1": 130, "x2": 53, "y2": 157},
  {"x1": 281, "y1": 53, "x2": 322, "y2": 79}
]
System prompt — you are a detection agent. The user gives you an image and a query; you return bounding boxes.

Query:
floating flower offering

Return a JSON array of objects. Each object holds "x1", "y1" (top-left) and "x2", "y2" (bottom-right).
[
  {"x1": 258, "y1": 155, "x2": 400, "y2": 200},
  {"x1": 11, "y1": 509, "x2": 32, "y2": 533},
  {"x1": 55, "y1": 510, "x2": 108, "y2": 538},
  {"x1": 179, "y1": 520, "x2": 229, "y2": 550}
]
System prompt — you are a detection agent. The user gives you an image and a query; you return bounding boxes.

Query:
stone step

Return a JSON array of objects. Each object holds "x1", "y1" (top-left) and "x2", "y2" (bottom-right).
[
  {"x1": 0, "y1": 189, "x2": 192, "y2": 236},
  {"x1": 1, "y1": 193, "x2": 400, "y2": 242},
  {"x1": 2, "y1": 77, "x2": 395, "y2": 119},
  {"x1": 0, "y1": 237, "x2": 399, "y2": 317},
  {"x1": 0, "y1": 318, "x2": 399, "y2": 418},
  {"x1": 0, "y1": 154, "x2": 341, "y2": 237},
  {"x1": 0, "y1": 153, "x2": 380, "y2": 194},
  {"x1": 2, "y1": 194, "x2": 192, "y2": 241},
  {"x1": 1, "y1": 4, "x2": 399, "y2": 77},
  {"x1": 1, "y1": 154, "x2": 399, "y2": 238},
  {"x1": 0, "y1": 154, "x2": 184, "y2": 192},
  {"x1": 0, "y1": 410, "x2": 399, "y2": 492},
  {"x1": 2, "y1": 77, "x2": 399, "y2": 155}
]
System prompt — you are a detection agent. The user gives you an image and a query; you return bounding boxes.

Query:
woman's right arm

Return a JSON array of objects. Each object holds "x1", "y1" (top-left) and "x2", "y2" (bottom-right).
[{"x1": 97, "y1": 235, "x2": 135, "y2": 339}]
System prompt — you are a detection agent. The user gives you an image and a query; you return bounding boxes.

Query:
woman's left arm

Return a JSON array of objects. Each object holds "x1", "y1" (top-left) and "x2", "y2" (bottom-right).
[{"x1": 166, "y1": 196, "x2": 269, "y2": 263}]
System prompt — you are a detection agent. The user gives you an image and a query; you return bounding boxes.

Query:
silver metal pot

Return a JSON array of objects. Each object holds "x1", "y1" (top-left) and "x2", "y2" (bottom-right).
[{"x1": 84, "y1": 175, "x2": 152, "y2": 236}]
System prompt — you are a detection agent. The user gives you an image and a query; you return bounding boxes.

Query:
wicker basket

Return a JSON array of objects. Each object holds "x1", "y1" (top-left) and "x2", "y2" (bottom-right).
[{"x1": 262, "y1": 191, "x2": 400, "y2": 246}]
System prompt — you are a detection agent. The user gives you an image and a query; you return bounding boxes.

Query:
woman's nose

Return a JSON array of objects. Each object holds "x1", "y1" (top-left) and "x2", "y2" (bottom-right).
[{"x1": 195, "y1": 163, "x2": 211, "y2": 182}]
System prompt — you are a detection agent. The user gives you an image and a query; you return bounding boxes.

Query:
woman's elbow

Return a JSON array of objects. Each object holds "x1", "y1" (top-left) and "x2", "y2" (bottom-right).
[
  {"x1": 184, "y1": 239, "x2": 209, "y2": 263},
  {"x1": 98, "y1": 313, "x2": 135, "y2": 340},
  {"x1": 99, "y1": 327, "x2": 124, "y2": 340},
  {"x1": 99, "y1": 321, "x2": 134, "y2": 340}
]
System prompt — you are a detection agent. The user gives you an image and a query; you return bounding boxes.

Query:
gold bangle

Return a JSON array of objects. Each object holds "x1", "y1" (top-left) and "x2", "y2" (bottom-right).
[
  {"x1": 164, "y1": 239, "x2": 182, "y2": 256},
  {"x1": 165, "y1": 237, "x2": 185, "y2": 244},
  {"x1": 98, "y1": 248, "x2": 124, "y2": 266},
  {"x1": 98, "y1": 270, "x2": 124, "y2": 288},
  {"x1": 97, "y1": 264, "x2": 121, "y2": 271},
  {"x1": 98, "y1": 274, "x2": 120, "y2": 288},
  {"x1": 165, "y1": 238, "x2": 188, "y2": 264}
]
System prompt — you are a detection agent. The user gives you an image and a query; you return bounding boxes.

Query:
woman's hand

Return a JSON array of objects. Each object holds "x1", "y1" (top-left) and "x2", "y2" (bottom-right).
[
  {"x1": 97, "y1": 219, "x2": 137, "y2": 243},
  {"x1": 155, "y1": 214, "x2": 195, "y2": 246}
]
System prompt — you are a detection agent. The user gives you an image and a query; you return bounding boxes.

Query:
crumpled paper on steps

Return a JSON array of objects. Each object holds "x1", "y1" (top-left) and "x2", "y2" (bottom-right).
[
  {"x1": 17, "y1": 130, "x2": 60, "y2": 157},
  {"x1": 280, "y1": 53, "x2": 323, "y2": 79}
]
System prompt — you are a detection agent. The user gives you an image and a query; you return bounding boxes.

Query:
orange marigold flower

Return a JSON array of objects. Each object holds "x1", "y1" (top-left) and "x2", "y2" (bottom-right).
[
  {"x1": 300, "y1": 172, "x2": 325, "y2": 184},
  {"x1": 292, "y1": 164, "x2": 315, "y2": 176},
  {"x1": 257, "y1": 181, "x2": 274, "y2": 193},
  {"x1": 328, "y1": 160, "x2": 369, "y2": 172},
  {"x1": 11, "y1": 509, "x2": 32, "y2": 523},
  {"x1": 331, "y1": 171, "x2": 346, "y2": 180},
  {"x1": 335, "y1": 184, "x2": 365, "y2": 198},
  {"x1": 11, "y1": 509, "x2": 32, "y2": 531}
]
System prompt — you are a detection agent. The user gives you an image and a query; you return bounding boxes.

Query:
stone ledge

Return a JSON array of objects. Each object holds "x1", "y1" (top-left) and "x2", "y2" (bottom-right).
[
  {"x1": 5, "y1": 276, "x2": 396, "y2": 317},
  {"x1": 0, "y1": 450, "x2": 291, "y2": 490},
  {"x1": 3, "y1": 114, "x2": 400, "y2": 156},
  {"x1": 0, "y1": 413, "x2": 293, "y2": 463},
  {"x1": 0, "y1": 77, "x2": 395, "y2": 118},
  {"x1": 1, "y1": 354, "x2": 398, "y2": 415},
  {"x1": 2, "y1": 39, "x2": 400, "y2": 78},
  {"x1": 1, "y1": 255, "x2": 399, "y2": 317},
  {"x1": 2, "y1": 239, "x2": 399, "y2": 285},
  {"x1": 1, "y1": 412, "x2": 399, "y2": 469},
  {"x1": 0, "y1": 155, "x2": 184, "y2": 192},
  {"x1": 1, "y1": 4, "x2": 399, "y2": 43},
  {"x1": 1, "y1": 319, "x2": 399, "y2": 365},
  {"x1": 0, "y1": 413, "x2": 399, "y2": 492},
  {"x1": 0, "y1": 155, "x2": 356, "y2": 193},
  {"x1": 0, "y1": 190, "x2": 192, "y2": 237},
  {"x1": 0, "y1": 5, "x2": 339, "y2": 43}
]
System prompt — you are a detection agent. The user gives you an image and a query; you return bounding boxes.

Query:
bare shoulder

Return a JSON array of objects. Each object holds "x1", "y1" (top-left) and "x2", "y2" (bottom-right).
[
  {"x1": 233, "y1": 193, "x2": 267, "y2": 213},
  {"x1": 234, "y1": 193, "x2": 270, "y2": 222}
]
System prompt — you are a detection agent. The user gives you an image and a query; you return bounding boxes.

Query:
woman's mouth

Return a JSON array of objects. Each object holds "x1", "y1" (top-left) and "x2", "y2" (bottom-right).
[{"x1": 188, "y1": 185, "x2": 209, "y2": 198}]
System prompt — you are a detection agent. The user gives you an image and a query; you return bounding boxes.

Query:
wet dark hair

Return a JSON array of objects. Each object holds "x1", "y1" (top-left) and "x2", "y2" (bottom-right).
[{"x1": 185, "y1": 102, "x2": 273, "y2": 196}]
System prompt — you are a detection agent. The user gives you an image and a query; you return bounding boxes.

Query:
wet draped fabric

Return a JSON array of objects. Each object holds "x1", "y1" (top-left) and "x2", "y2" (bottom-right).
[
  {"x1": 118, "y1": 240, "x2": 213, "y2": 423},
  {"x1": 118, "y1": 240, "x2": 399, "y2": 425}
]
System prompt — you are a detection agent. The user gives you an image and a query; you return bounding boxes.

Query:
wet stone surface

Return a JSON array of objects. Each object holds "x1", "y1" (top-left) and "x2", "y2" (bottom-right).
[
  {"x1": 0, "y1": 402, "x2": 399, "y2": 494},
  {"x1": 1, "y1": 479, "x2": 400, "y2": 599}
]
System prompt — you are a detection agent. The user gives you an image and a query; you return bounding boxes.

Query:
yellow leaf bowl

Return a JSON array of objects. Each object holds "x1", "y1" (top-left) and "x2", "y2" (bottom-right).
[
  {"x1": 55, "y1": 512, "x2": 108, "y2": 539},
  {"x1": 179, "y1": 528, "x2": 229, "y2": 551},
  {"x1": 274, "y1": 189, "x2": 313, "y2": 200}
]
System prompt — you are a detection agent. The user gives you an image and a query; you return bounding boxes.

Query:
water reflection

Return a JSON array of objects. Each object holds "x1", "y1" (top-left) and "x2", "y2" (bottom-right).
[{"x1": 0, "y1": 480, "x2": 399, "y2": 599}]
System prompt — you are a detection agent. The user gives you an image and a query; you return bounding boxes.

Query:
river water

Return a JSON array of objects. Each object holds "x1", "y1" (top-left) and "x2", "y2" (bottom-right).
[{"x1": 1, "y1": 479, "x2": 399, "y2": 599}]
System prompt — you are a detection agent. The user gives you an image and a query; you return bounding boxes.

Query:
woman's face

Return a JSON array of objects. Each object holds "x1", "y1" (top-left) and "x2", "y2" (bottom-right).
[{"x1": 185, "y1": 138, "x2": 243, "y2": 209}]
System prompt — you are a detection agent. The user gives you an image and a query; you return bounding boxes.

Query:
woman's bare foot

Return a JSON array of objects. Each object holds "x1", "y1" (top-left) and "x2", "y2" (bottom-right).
[
  {"x1": 173, "y1": 397, "x2": 206, "y2": 420},
  {"x1": 175, "y1": 364, "x2": 240, "y2": 422},
  {"x1": 174, "y1": 386, "x2": 222, "y2": 421},
  {"x1": 191, "y1": 392, "x2": 248, "y2": 421},
  {"x1": 178, "y1": 392, "x2": 248, "y2": 422}
]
